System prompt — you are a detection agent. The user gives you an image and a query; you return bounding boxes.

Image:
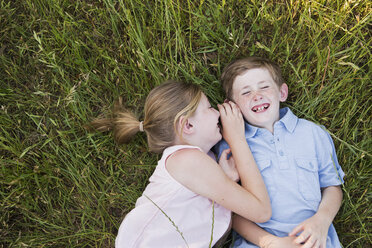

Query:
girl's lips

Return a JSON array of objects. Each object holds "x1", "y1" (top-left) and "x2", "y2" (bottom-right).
[{"x1": 252, "y1": 103, "x2": 270, "y2": 113}]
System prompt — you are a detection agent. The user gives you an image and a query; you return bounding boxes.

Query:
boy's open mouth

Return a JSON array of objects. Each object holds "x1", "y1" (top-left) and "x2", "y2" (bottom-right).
[{"x1": 252, "y1": 103, "x2": 269, "y2": 113}]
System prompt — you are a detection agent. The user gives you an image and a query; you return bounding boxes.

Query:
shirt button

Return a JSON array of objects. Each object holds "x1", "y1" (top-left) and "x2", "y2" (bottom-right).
[{"x1": 279, "y1": 151, "x2": 284, "y2": 156}]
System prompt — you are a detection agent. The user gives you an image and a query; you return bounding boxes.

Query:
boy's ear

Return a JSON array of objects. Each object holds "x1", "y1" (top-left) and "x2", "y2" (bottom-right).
[
  {"x1": 178, "y1": 116, "x2": 194, "y2": 135},
  {"x1": 279, "y1": 83, "x2": 288, "y2": 102}
]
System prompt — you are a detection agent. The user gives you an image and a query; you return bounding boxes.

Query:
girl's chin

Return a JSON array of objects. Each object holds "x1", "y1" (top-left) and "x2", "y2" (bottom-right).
[{"x1": 211, "y1": 135, "x2": 222, "y2": 147}]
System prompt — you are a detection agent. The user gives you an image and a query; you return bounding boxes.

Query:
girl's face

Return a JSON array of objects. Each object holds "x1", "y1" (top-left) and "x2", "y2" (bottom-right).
[{"x1": 188, "y1": 93, "x2": 222, "y2": 150}]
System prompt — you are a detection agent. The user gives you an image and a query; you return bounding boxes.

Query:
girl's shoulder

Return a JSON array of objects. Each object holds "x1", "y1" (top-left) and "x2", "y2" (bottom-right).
[
  {"x1": 165, "y1": 145, "x2": 212, "y2": 178},
  {"x1": 163, "y1": 145, "x2": 204, "y2": 161},
  {"x1": 158, "y1": 145, "x2": 211, "y2": 194}
]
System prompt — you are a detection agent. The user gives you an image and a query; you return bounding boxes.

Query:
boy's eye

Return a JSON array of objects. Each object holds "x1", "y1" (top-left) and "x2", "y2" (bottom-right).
[
  {"x1": 261, "y1": 86, "x2": 269, "y2": 89},
  {"x1": 242, "y1": 91, "x2": 251, "y2": 95}
]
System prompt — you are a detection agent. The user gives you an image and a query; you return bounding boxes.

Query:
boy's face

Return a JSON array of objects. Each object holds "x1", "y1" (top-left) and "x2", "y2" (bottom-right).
[{"x1": 231, "y1": 67, "x2": 288, "y2": 133}]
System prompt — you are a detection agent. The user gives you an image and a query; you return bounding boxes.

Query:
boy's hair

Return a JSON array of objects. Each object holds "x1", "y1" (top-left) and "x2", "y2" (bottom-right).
[
  {"x1": 86, "y1": 81, "x2": 202, "y2": 153},
  {"x1": 221, "y1": 57, "x2": 284, "y2": 100}
]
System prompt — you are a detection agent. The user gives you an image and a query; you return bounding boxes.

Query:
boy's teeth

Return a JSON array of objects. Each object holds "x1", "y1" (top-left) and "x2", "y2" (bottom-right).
[{"x1": 253, "y1": 104, "x2": 269, "y2": 112}]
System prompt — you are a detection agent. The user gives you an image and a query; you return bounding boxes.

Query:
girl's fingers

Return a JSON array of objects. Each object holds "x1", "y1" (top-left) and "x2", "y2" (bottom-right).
[
  {"x1": 222, "y1": 101, "x2": 237, "y2": 115},
  {"x1": 223, "y1": 102, "x2": 232, "y2": 112},
  {"x1": 217, "y1": 104, "x2": 226, "y2": 116},
  {"x1": 219, "y1": 101, "x2": 242, "y2": 121},
  {"x1": 228, "y1": 101, "x2": 236, "y2": 114},
  {"x1": 219, "y1": 148, "x2": 231, "y2": 161},
  {"x1": 231, "y1": 102, "x2": 240, "y2": 115},
  {"x1": 218, "y1": 103, "x2": 230, "y2": 118},
  {"x1": 228, "y1": 101, "x2": 241, "y2": 115}
]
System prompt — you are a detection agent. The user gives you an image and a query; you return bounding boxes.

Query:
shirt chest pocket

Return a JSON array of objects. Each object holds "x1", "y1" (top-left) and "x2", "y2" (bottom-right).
[
  {"x1": 295, "y1": 158, "x2": 321, "y2": 202},
  {"x1": 256, "y1": 159, "x2": 277, "y2": 200}
]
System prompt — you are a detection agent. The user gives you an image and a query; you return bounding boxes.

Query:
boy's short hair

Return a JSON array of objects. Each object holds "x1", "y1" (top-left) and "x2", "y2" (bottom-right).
[{"x1": 221, "y1": 57, "x2": 284, "y2": 100}]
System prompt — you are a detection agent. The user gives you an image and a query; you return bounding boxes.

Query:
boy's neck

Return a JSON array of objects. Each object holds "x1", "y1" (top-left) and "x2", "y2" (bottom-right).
[
  {"x1": 261, "y1": 124, "x2": 275, "y2": 134},
  {"x1": 254, "y1": 108, "x2": 285, "y2": 134},
  {"x1": 250, "y1": 119, "x2": 278, "y2": 134}
]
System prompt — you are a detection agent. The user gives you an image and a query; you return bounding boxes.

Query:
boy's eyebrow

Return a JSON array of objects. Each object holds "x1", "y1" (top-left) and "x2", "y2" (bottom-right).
[
  {"x1": 241, "y1": 85, "x2": 252, "y2": 90},
  {"x1": 240, "y1": 81, "x2": 267, "y2": 90}
]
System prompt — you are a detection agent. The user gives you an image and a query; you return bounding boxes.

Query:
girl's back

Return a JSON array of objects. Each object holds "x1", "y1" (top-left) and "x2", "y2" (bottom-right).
[{"x1": 115, "y1": 145, "x2": 231, "y2": 248}]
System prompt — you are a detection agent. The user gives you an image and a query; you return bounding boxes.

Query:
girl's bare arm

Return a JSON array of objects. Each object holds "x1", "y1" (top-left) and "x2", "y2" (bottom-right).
[{"x1": 167, "y1": 102, "x2": 271, "y2": 223}]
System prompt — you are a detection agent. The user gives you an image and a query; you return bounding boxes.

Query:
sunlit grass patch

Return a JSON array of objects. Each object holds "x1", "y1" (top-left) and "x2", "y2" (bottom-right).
[{"x1": 1, "y1": 0, "x2": 370, "y2": 247}]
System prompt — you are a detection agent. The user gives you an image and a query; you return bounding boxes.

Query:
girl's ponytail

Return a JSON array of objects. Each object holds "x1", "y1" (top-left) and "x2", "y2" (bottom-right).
[
  {"x1": 87, "y1": 81, "x2": 202, "y2": 153},
  {"x1": 86, "y1": 98, "x2": 143, "y2": 144}
]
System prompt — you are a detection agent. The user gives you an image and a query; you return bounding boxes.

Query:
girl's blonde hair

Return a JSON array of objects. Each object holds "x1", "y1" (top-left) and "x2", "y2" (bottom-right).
[{"x1": 86, "y1": 80, "x2": 202, "y2": 153}]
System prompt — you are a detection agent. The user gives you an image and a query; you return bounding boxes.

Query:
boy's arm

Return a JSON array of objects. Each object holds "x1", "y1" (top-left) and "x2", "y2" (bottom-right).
[
  {"x1": 289, "y1": 126, "x2": 344, "y2": 247},
  {"x1": 233, "y1": 187, "x2": 342, "y2": 248},
  {"x1": 289, "y1": 185, "x2": 343, "y2": 247},
  {"x1": 233, "y1": 215, "x2": 301, "y2": 248}
]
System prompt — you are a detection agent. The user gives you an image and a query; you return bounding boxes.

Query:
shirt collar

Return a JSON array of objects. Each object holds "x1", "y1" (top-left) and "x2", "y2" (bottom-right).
[
  {"x1": 244, "y1": 122, "x2": 259, "y2": 138},
  {"x1": 278, "y1": 107, "x2": 298, "y2": 133},
  {"x1": 244, "y1": 107, "x2": 298, "y2": 138}
]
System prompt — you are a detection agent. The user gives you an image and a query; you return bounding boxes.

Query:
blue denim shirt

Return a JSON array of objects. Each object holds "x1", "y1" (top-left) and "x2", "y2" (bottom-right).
[{"x1": 214, "y1": 107, "x2": 345, "y2": 248}]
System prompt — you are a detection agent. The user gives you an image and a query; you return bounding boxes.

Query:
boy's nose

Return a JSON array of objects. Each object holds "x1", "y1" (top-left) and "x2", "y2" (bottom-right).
[{"x1": 253, "y1": 92, "x2": 263, "y2": 101}]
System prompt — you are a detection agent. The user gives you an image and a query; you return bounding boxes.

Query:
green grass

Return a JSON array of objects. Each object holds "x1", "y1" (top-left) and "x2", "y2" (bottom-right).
[{"x1": 0, "y1": 0, "x2": 370, "y2": 247}]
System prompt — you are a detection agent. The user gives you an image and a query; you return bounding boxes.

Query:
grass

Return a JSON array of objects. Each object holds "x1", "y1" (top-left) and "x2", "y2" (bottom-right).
[{"x1": 0, "y1": 0, "x2": 370, "y2": 247}]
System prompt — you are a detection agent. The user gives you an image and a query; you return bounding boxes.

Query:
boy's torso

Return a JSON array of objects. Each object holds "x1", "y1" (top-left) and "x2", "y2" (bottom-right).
[
  {"x1": 244, "y1": 109, "x2": 322, "y2": 231},
  {"x1": 215, "y1": 107, "x2": 343, "y2": 244}
]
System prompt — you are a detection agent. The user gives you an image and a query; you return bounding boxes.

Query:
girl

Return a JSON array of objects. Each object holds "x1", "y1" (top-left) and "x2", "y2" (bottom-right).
[{"x1": 87, "y1": 81, "x2": 271, "y2": 247}]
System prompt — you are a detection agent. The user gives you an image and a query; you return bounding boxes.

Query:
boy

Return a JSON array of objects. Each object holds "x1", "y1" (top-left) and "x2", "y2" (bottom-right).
[{"x1": 215, "y1": 57, "x2": 345, "y2": 247}]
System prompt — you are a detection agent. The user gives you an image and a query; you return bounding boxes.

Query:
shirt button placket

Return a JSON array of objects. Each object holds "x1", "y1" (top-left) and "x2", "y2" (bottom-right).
[{"x1": 275, "y1": 134, "x2": 289, "y2": 169}]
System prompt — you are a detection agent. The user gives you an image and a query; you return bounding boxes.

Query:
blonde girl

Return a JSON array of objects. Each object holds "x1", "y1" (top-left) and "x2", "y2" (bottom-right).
[{"x1": 88, "y1": 80, "x2": 271, "y2": 248}]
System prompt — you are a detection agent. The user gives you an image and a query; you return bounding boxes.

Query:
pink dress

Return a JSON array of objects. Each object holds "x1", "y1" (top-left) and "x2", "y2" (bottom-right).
[{"x1": 115, "y1": 145, "x2": 231, "y2": 248}]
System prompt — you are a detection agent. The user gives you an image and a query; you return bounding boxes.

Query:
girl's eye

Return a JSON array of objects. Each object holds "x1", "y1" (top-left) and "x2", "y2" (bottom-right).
[
  {"x1": 242, "y1": 91, "x2": 251, "y2": 95},
  {"x1": 261, "y1": 86, "x2": 269, "y2": 89}
]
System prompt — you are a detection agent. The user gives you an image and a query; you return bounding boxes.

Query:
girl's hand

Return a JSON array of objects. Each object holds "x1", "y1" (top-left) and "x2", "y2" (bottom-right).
[
  {"x1": 289, "y1": 213, "x2": 329, "y2": 248},
  {"x1": 217, "y1": 101, "x2": 245, "y2": 145},
  {"x1": 218, "y1": 148, "x2": 239, "y2": 182}
]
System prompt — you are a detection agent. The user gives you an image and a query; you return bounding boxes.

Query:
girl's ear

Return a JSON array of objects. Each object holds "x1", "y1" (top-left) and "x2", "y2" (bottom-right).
[
  {"x1": 279, "y1": 83, "x2": 288, "y2": 102},
  {"x1": 178, "y1": 116, "x2": 194, "y2": 135}
]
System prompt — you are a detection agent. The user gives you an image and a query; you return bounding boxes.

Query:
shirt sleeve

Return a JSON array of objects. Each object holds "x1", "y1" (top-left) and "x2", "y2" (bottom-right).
[
  {"x1": 212, "y1": 139, "x2": 231, "y2": 160},
  {"x1": 315, "y1": 125, "x2": 345, "y2": 188}
]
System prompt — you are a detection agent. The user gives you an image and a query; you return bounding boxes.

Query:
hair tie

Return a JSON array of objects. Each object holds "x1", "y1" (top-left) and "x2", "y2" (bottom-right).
[{"x1": 139, "y1": 121, "x2": 144, "y2": 132}]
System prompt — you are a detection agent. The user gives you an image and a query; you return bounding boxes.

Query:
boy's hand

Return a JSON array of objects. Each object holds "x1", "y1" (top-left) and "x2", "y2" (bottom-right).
[
  {"x1": 218, "y1": 148, "x2": 239, "y2": 182},
  {"x1": 262, "y1": 236, "x2": 302, "y2": 248},
  {"x1": 289, "y1": 213, "x2": 329, "y2": 248},
  {"x1": 217, "y1": 101, "x2": 245, "y2": 145}
]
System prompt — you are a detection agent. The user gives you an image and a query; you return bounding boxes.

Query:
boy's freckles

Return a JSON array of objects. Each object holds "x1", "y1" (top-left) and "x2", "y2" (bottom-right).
[{"x1": 231, "y1": 68, "x2": 287, "y2": 133}]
